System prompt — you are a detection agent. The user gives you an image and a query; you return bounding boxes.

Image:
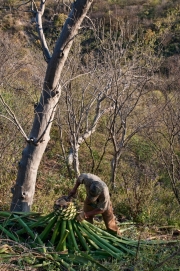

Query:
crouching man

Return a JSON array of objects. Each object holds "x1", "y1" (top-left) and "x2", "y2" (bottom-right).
[{"x1": 68, "y1": 173, "x2": 120, "y2": 236}]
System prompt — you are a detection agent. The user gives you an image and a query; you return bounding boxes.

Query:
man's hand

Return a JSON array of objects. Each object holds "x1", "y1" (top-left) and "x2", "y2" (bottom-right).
[
  {"x1": 76, "y1": 211, "x2": 87, "y2": 222},
  {"x1": 68, "y1": 180, "x2": 80, "y2": 198},
  {"x1": 68, "y1": 188, "x2": 77, "y2": 198}
]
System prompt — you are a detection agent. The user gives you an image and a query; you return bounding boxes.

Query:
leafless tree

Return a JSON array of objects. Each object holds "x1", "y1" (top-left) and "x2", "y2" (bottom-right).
[
  {"x1": 99, "y1": 23, "x2": 163, "y2": 188},
  {"x1": 160, "y1": 106, "x2": 180, "y2": 205},
  {"x1": 150, "y1": 92, "x2": 180, "y2": 206},
  {"x1": 56, "y1": 52, "x2": 114, "y2": 177},
  {"x1": 9, "y1": 0, "x2": 93, "y2": 212}
]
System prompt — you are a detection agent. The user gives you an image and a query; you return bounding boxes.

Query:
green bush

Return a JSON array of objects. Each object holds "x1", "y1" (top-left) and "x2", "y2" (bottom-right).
[{"x1": 53, "y1": 13, "x2": 67, "y2": 28}]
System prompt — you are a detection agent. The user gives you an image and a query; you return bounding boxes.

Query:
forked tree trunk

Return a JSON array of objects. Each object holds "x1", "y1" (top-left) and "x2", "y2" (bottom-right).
[
  {"x1": 67, "y1": 145, "x2": 81, "y2": 177},
  {"x1": 10, "y1": 0, "x2": 93, "y2": 212}
]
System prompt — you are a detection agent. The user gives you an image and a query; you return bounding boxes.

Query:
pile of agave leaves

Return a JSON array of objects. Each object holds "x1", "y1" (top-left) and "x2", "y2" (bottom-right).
[{"x1": 0, "y1": 198, "x2": 179, "y2": 270}]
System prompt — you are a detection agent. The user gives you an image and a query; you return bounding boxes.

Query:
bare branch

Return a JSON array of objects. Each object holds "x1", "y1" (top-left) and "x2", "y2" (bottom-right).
[
  {"x1": 16, "y1": 0, "x2": 32, "y2": 10},
  {"x1": 0, "y1": 94, "x2": 29, "y2": 141},
  {"x1": 32, "y1": 0, "x2": 51, "y2": 62}
]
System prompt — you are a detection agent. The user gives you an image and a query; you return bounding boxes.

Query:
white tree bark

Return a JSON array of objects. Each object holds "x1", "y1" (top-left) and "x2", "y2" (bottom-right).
[
  {"x1": 66, "y1": 105, "x2": 114, "y2": 177},
  {"x1": 10, "y1": 0, "x2": 93, "y2": 212},
  {"x1": 58, "y1": 71, "x2": 114, "y2": 177},
  {"x1": 32, "y1": 0, "x2": 51, "y2": 62}
]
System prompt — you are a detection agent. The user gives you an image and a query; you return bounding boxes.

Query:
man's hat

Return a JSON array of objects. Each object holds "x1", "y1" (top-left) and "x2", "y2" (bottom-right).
[{"x1": 88, "y1": 182, "x2": 102, "y2": 201}]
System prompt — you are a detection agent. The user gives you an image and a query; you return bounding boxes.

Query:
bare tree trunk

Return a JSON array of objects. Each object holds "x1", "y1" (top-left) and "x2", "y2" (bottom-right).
[
  {"x1": 10, "y1": 0, "x2": 93, "y2": 212},
  {"x1": 72, "y1": 145, "x2": 80, "y2": 177},
  {"x1": 67, "y1": 145, "x2": 80, "y2": 177},
  {"x1": 110, "y1": 154, "x2": 119, "y2": 188}
]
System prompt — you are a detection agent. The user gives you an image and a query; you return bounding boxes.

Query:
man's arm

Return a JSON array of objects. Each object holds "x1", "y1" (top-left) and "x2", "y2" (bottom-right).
[
  {"x1": 84, "y1": 208, "x2": 104, "y2": 218},
  {"x1": 68, "y1": 180, "x2": 81, "y2": 198},
  {"x1": 76, "y1": 208, "x2": 104, "y2": 222}
]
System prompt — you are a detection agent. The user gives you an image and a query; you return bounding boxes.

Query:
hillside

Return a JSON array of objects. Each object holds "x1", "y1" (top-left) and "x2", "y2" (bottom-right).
[
  {"x1": 0, "y1": 0, "x2": 180, "y2": 218},
  {"x1": 0, "y1": 1, "x2": 180, "y2": 269}
]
